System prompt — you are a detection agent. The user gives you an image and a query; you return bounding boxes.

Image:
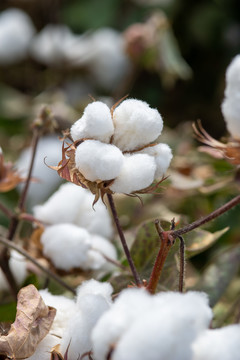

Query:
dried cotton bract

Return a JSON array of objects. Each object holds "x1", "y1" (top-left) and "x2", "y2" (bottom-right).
[{"x1": 53, "y1": 98, "x2": 172, "y2": 202}]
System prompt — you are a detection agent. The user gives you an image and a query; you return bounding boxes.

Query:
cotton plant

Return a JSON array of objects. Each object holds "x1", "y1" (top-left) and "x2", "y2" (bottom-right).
[{"x1": 33, "y1": 182, "x2": 117, "y2": 273}]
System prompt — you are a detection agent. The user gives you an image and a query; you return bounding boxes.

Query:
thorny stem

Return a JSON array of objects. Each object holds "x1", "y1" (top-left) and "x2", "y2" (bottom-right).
[
  {"x1": 0, "y1": 235, "x2": 76, "y2": 295},
  {"x1": 146, "y1": 220, "x2": 175, "y2": 294},
  {"x1": 178, "y1": 236, "x2": 185, "y2": 293},
  {"x1": 107, "y1": 193, "x2": 141, "y2": 286}
]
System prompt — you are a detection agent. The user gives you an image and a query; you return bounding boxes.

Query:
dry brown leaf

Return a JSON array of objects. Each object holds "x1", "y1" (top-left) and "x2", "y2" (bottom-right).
[
  {"x1": 0, "y1": 149, "x2": 25, "y2": 193},
  {"x1": 0, "y1": 284, "x2": 56, "y2": 359}
]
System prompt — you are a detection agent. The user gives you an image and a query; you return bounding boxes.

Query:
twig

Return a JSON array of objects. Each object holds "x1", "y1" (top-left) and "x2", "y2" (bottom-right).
[
  {"x1": 178, "y1": 236, "x2": 185, "y2": 293},
  {"x1": 107, "y1": 193, "x2": 141, "y2": 286},
  {"x1": 0, "y1": 235, "x2": 76, "y2": 295},
  {"x1": 0, "y1": 202, "x2": 14, "y2": 219}
]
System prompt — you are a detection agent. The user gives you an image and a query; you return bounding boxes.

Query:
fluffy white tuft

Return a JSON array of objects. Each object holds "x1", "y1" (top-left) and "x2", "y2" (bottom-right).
[
  {"x1": 75, "y1": 140, "x2": 124, "y2": 181},
  {"x1": 33, "y1": 182, "x2": 113, "y2": 238},
  {"x1": 0, "y1": 250, "x2": 27, "y2": 291},
  {"x1": 76, "y1": 279, "x2": 113, "y2": 305},
  {"x1": 89, "y1": 235, "x2": 117, "y2": 271},
  {"x1": 192, "y1": 325, "x2": 240, "y2": 360},
  {"x1": 26, "y1": 333, "x2": 60, "y2": 360},
  {"x1": 40, "y1": 223, "x2": 91, "y2": 271},
  {"x1": 112, "y1": 99, "x2": 163, "y2": 151},
  {"x1": 70, "y1": 101, "x2": 114, "y2": 143},
  {"x1": 221, "y1": 54, "x2": 240, "y2": 139},
  {"x1": 110, "y1": 154, "x2": 156, "y2": 194}
]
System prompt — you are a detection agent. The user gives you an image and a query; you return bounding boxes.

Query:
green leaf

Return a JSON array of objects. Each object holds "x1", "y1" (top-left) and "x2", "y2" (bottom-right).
[
  {"x1": 0, "y1": 302, "x2": 16, "y2": 322},
  {"x1": 192, "y1": 245, "x2": 240, "y2": 307}
]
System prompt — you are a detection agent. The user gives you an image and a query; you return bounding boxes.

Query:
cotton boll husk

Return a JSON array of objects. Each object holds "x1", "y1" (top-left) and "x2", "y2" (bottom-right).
[
  {"x1": 110, "y1": 154, "x2": 156, "y2": 194},
  {"x1": 40, "y1": 224, "x2": 91, "y2": 271},
  {"x1": 17, "y1": 136, "x2": 63, "y2": 209},
  {"x1": 0, "y1": 8, "x2": 35, "y2": 65},
  {"x1": 192, "y1": 325, "x2": 240, "y2": 360},
  {"x1": 39, "y1": 289, "x2": 76, "y2": 337},
  {"x1": 26, "y1": 333, "x2": 59, "y2": 360},
  {"x1": 113, "y1": 99, "x2": 163, "y2": 151},
  {"x1": 91, "y1": 288, "x2": 152, "y2": 360},
  {"x1": 76, "y1": 279, "x2": 113, "y2": 306},
  {"x1": 33, "y1": 183, "x2": 113, "y2": 239},
  {"x1": 61, "y1": 294, "x2": 111, "y2": 359},
  {"x1": 70, "y1": 101, "x2": 114, "y2": 143},
  {"x1": 75, "y1": 140, "x2": 124, "y2": 181},
  {"x1": 88, "y1": 235, "x2": 117, "y2": 271},
  {"x1": 0, "y1": 250, "x2": 27, "y2": 291},
  {"x1": 139, "y1": 143, "x2": 173, "y2": 179}
]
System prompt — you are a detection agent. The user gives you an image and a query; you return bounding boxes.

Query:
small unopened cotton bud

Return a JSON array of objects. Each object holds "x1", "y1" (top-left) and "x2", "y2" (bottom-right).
[
  {"x1": 40, "y1": 223, "x2": 91, "y2": 271},
  {"x1": 110, "y1": 154, "x2": 156, "y2": 194},
  {"x1": 71, "y1": 102, "x2": 114, "y2": 143},
  {"x1": 113, "y1": 99, "x2": 163, "y2": 151},
  {"x1": 221, "y1": 54, "x2": 240, "y2": 139},
  {"x1": 139, "y1": 143, "x2": 173, "y2": 179},
  {"x1": 75, "y1": 140, "x2": 124, "y2": 181}
]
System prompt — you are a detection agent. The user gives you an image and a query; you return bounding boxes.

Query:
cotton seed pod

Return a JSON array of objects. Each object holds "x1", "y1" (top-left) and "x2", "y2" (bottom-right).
[
  {"x1": 75, "y1": 140, "x2": 124, "y2": 182},
  {"x1": 71, "y1": 101, "x2": 114, "y2": 143},
  {"x1": 113, "y1": 99, "x2": 163, "y2": 151}
]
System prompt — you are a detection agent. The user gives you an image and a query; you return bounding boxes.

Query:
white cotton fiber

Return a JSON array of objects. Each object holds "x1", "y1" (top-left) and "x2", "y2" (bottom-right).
[
  {"x1": 192, "y1": 325, "x2": 240, "y2": 360},
  {"x1": 70, "y1": 101, "x2": 114, "y2": 143},
  {"x1": 39, "y1": 289, "x2": 76, "y2": 337},
  {"x1": 75, "y1": 140, "x2": 124, "y2": 181},
  {"x1": 221, "y1": 54, "x2": 240, "y2": 139},
  {"x1": 33, "y1": 182, "x2": 113, "y2": 239},
  {"x1": 112, "y1": 99, "x2": 163, "y2": 151},
  {"x1": 88, "y1": 235, "x2": 117, "y2": 271},
  {"x1": 0, "y1": 8, "x2": 35, "y2": 65},
  {"x1": 0, "y1": 250, "x2": 27, "y2": 291},
  {"x1": 40, "y1": 223, "x2": 91, "y2": 271},
  {"x1": 26, "y1": 333, "x2": 59, "y2": 360},
  {"x1": 139, "y1": 143, "x2": 173, "y2": 179},
  {"x1": 110, "y1": 153, "x2": 156, "y2": 194},
  {"x1": 61, "y1": 292, "x2": 111, "y2": 359},
  {"x1": 76, "y1": 279, "x2": 113, "y2": 305}
]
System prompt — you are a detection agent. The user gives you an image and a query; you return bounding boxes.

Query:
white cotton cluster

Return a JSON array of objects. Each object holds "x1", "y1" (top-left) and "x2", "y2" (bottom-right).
[
  {"x1": 192, "y1": 325, "x2": 240, "y2": 360},
  {"x1": 221, "y1": 54, "x2": 240, "y2": 139},
  {"x1": 91, "y1": 289, "x2": 212, "y2": 360},
  {"x1": 0, "y1": 8, "x2": 35, "y2": 65},
  {"x1": 0, "y1": 250, "x2": 27, "y2": 291},
  {"x1": 60, "y1": 280, "x2": 113, "y2": 359},
  {"x1": 26, "y1": 333, "x2": 60, "y2": 360},
  {"x1": 33, "y1": 182, "x2": 116, "y2": 272},
  {"x1": 71, "y1": 99, "x2": 172, "y2": 194},
  {"x1": 17, "y1": 136, "x2": 63, "y2": 209}
]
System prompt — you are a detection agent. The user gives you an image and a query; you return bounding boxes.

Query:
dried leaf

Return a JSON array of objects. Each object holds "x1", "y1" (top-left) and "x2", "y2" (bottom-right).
[
  {"x1": 0, "y1": 149, "x2": 25, "y2": 192},
  {"x1": 0, "y1": 284, "x2": 56, "y2": 359}
]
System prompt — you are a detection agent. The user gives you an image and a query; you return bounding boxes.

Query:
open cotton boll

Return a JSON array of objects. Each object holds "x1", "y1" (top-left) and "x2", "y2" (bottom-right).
[
  {"x1": 139, "y1": 143, "x2": 173, "y2": 179},
  {"x1": 75, "y1": 140, "x2": 124, "y2": 181},
  {"x1": 112, "y1": 99, "x2": 163, "y2": 151},
  {"x1": 110, "y1": 154, "x2": 156, "y2": 194},
  {"x1": 61, "y1": 293, "x2": 111, "y2": 359},
  {"x1": 39, "y1": 289, "x2": 76, "y2": 337},
  {"x1": 70, "y1": 101, "x2": 114, "y2": 143},
  {"x1": 222, "y1": 96, "x2": 240, "y2": 139},
  {"x1": 0, "y1": 250, "x2": 27, "y2": 291},
  {"x1": 91, "y1": 288, "x2": 152, "y2": 360},
  {"x1": 224, "y1": 55, "x2": 240, "y2": 93},
  {"x1": 26, "y1": 333, "x2": 60, "y2": 360},
  {"x1": 88, "y1": 235, "x2": 117, "y2": 271},
  {"x1": 192, "y1": 325, "x2": 240, "y2": 360},
  {"x1": 76, "y1": 279, "x2": 113, "y2": 306},
  {"x1": 0, "y1": 8, "x2": 35, "y2": 65},
  {"x1": 40, "y1": 224, "x2": 91, "y2": 271}
]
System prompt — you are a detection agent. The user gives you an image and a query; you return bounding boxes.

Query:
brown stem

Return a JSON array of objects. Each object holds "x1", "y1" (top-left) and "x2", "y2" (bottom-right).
[
  {"x1": 0, "y1": 235, "x2": 76, "y2": 295},
  {"x1": 178, "y1": 236, "x2": 185, "y2": 293},
  {"x1": 173, "y1": 194, "x2": 240, "y2": 237},
  {"x1": 0, "y1": 252, "x2": 18, "y2": 299},
  {"x1": 0, "y1": 202, "x2": 14, "y2": 218},
  {"x1": 107, "y1": 193, "x2": 141, "y2": 286},
  {"x1": 146, "y1": 220, "x2": 175, "y2": 294}
]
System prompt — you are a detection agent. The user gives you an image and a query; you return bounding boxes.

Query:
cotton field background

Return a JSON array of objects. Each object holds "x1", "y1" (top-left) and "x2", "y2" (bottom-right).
[{"x1": 0, "y1": 1, "x2": 240, "y2": 359}]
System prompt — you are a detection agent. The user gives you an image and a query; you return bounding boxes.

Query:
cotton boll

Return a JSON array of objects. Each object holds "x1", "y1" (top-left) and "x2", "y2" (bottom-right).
[
  {"x1": 225, "y1": 55, "x2": 240, "y2": 93},
  {"x1": 0, "y1": 8, "x2": 35, "y2": 65},
  {"x1": 222, "y1": 96, "x2": 240, "y2": 139},
  {"x1": 26, "y1": 333, "x2": 59, "y2": 360},
  {"x1": 76, "y1": 279, "x2": 113, "y2": 305},
  {"x1": 110, "y1": 154, "x2": 156, "y2": 194},
  {"x1": 40, "y1": 224, "x2": 91, "y2": 271},
  {"x1": 75, "y1": 140, "x2": 124, "y2": 181},
  {"x1": 39, "y1": 289, "x2": 76, "y2": 337},
  {"x1": 113, "y1": 99, "x2": 163, "y2": 151},
  {"x1": 70, "y1": 101, "x2": 114, "y2": 143},
  {"x1": 0, "y1": 250, "x2": 27, "y2": 291},
  {"x1": 17, "y1": 136, "x2": 63, "y2": 209},
  {"x1": 61, "y1": 294, "x2": 111, "y2": 359},
  {"x1": 139, "y1": 143, "x2": 173, "y2": 179},
  {"x1": 89, "y1": 235, "x2": 117, "y2": 271},
  {"x1": 192, "y1": 325, "x2": 240, "y2": 360}
]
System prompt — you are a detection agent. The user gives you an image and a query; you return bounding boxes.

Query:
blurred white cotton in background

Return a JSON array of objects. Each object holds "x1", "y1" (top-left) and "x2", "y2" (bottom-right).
[
  {"x1": 0, "y1": 250, "x2": 27, "y2": 291},
  {"x1": 0, "y1": 8, "x2": 35, "y2": 65}
]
